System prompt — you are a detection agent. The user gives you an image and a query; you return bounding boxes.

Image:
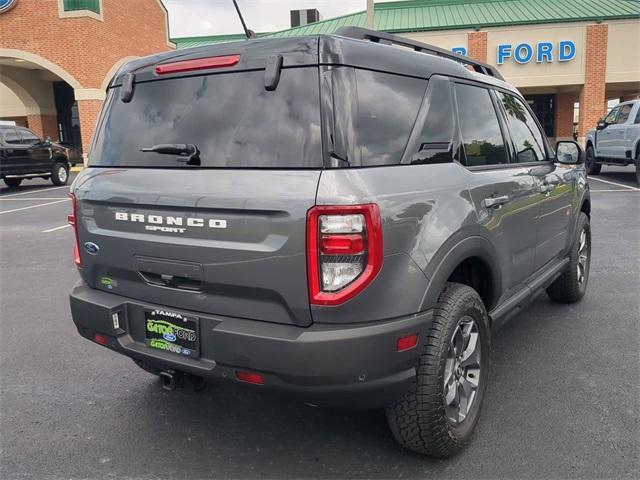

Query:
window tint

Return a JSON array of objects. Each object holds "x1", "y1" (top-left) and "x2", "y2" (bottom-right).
[
  {"x1": 354, "y1": 70, "x2": 426, "y2": 166},
  {"x1": 91, "y1": 68, "x2": 322, "y2": 168},
  {"x1": 616, "y1": 104, "x2": 633, "y2": 124},
  {"x1": 455, "y1": 84, "x2": 508, "y2": 167},
  {"x1": 604, "y1": 106, "x2": 619, "y2": 124},
  {"x1": 404, "y1": 76, "x2": 455, "y2": 165},
  {"x1": 635, "y1": 105, "x2": 640, "y2": 124},
  {"x1": 19, "y1": 129, "x2": 40, "y2": 145},
  {"x1": 2, "y1": 128, "x2": 21, "y2": 144},
  {"x1": 499, "y1": 92, "x2": 546, "y2": 162}
]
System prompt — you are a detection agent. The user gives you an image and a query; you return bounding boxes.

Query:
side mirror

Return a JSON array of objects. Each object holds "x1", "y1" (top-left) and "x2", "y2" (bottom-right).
[
  {"x1": 555, "y1": 140, "x2": 583, "y2": 165},
  {"x1": 596, "y1": 120, "x2": 607, "y2": 130},
  {"x1": 42, "y1": 136, "x2": 52, "y2": 146}
]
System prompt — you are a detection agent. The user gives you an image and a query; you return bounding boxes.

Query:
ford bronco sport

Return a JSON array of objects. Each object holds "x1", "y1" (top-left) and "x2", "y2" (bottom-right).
[{"x1": 69, "y1": 28, "x2": 591, "y2": 457}]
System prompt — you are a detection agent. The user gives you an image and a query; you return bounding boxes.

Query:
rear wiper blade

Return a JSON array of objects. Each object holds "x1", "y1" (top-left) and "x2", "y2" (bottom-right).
[{"x1": 140, "y1": 143, "x2": 200, "y2": 165}]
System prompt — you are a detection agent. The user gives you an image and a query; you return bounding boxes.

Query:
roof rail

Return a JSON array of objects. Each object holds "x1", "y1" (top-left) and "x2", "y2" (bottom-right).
[{"x1": 334, "y1": 26, "x2": 505, "y2": 81}]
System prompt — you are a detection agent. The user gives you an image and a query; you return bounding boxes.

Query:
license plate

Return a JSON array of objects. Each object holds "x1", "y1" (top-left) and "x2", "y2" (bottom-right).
[{"x1": 145, "y1": 309, "x2": 199, "y2": 358}]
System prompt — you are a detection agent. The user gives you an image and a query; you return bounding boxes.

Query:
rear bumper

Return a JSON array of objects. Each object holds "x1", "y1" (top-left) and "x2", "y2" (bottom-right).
[{"x1": 69, "y1": 281, "x2": 432, "y2": 409}]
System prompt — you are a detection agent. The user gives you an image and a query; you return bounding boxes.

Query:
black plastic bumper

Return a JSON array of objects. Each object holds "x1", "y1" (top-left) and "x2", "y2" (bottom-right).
[{"x1": 69, "y1": 281, "x2": 433, "y2": 409}]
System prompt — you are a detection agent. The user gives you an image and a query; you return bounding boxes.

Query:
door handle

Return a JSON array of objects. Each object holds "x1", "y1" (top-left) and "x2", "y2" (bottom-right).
[{"x1": 483, "y1": 195, "x2": 510, "y2": 208}]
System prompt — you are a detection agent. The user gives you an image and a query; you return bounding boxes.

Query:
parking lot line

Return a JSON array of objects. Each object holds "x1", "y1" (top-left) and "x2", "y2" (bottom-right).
[
  {"x1": 0, "y1": 185, "x2": 69, "y2": 198},
  {"x1": 42, "y1": 224, "x2": 71, "y2": 233},
  {"x1": 588, "y1": 176, "x2": 640, "y2": 191},
  {"x1": 0, "y1": 197, "x2": 69, "y2": 201},
  {"x1": 0, "y1": 198, "x2": 69, "y2": 215},
  {"x1": 590, "y1": 189, "x2": 640, "y2": 193}
]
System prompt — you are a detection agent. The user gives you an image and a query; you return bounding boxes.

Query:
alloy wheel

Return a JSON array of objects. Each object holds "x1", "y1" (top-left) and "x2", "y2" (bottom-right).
[
  {"x1": 577, "y1": 228, "x2": 589, "y2": 285},
  {"x1": 443, "y1": 315, "x2": 481, "y2": 425}
]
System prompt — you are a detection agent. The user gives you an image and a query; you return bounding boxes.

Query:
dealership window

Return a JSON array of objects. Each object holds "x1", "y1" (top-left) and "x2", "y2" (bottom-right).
[
  {"x1": 58, "y1": 0, "x2": 102, "y2": 20},
  {"x1": 524, "y1": 95, "x2": 554, "y2": 137}
]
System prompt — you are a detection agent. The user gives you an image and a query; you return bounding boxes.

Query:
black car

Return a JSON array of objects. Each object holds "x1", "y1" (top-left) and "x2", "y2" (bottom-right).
[{"x1": 0, "y1": 125, "x2": 71, "y2": 188}]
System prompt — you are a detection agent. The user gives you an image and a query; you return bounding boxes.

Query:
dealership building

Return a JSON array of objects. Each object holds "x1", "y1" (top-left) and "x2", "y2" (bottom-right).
[{"x1": 1, "y1": 0, "x2": 639, "y2": 159}]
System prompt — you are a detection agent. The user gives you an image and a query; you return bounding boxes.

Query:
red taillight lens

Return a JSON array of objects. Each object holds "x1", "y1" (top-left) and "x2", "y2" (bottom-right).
[
  {"x1": 235, "y1": 371, "x2": 264, "y2": 385},
  {"x1": 306, "y1": 204, "x2": 383, "y2": 306},
  {"x1": 93, "y1": 333, "x2": 110, "y2": 346},
  {"x1": 155, "y1": 54, "x2": 240, "y2": 75},
  {"x1": 396, "y1": 333, "x2": 419, "y2": 352},
  {"x1": 68, "y1": 193, "x2": 82, "y2": 267}
]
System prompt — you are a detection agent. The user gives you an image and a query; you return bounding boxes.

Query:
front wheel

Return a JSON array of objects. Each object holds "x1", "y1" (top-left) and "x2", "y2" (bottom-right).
[
  {"x1": 547, "y1": 212, "x2": 591, "y2": 303},
  {"x1": 585, "y1": 145, "x2": 601, "y2": 175},
  {"x1": 386, "y1": 283, "x2": 490, "y2": 458},
  {"x1": 51, "y1": 162, "x2": 69, "y2": 186}
]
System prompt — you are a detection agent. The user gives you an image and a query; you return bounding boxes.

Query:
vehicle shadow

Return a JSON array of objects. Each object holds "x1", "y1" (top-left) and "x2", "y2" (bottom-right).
[{"x1": 592, "y1": 166, "x2": 637, "y2": 188}]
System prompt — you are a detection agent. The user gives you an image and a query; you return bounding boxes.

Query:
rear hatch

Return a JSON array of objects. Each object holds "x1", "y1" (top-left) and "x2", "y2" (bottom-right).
[{"x1": 73, "y1": 39, "x2": 322, "y2": 327}]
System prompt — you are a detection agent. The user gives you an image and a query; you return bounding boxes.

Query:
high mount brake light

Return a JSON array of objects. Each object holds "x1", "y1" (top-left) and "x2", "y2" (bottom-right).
[
  {"x1": 155, "y1": 54, "x2": 240, "y2": 75},
  {"x1": 68, "y1": 193, "x2": 82, "y2": 267},
  {"x1": 307, "y1": 204, "x2": 383, "y2": 306}
]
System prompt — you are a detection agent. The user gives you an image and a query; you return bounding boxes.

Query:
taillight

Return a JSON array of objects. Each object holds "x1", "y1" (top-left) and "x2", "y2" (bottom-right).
[
  {"x1": 68, "y1": 193, "x2": 81, "y2": 267},
  {"x1": 306, "y1": 204, "x2": 383, "y2": 305},
  {"x1": 155, "y1": 54, "x2": 240, "y2": 75}
]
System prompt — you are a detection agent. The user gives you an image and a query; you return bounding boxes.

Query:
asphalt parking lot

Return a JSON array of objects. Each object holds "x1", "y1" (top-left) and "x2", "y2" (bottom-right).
[{"x1": 1, "y1": 167, "x2": 638, "y2": 479}]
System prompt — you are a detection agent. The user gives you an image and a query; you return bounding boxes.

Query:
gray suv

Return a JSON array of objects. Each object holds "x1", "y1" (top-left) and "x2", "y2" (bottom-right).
[{"x1": 69, "y1": 28, "x2": 591, "y2": 457}]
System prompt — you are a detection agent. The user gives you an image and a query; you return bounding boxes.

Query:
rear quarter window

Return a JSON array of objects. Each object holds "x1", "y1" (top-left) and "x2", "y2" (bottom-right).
[{"x1": 353, "y1": 70, "x2": 427, "y2": 166}]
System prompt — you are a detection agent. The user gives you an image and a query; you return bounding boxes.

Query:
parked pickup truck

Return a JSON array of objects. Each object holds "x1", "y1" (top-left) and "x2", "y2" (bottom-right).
[
  {"x1": 585, "y1": 99, "x2": 640, "y2": 184},
  {"x1": 0, "y1": 125, "x2": 71, "y2": 188}
]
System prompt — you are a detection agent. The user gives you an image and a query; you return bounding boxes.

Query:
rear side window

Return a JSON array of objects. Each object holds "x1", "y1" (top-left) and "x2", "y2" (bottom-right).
[
  {"x1": 91, "y1": 68, "x2": 322, "y2": 168},
  {"x1": 2, "y1": 128, "x2": 21, "y2": 144},
  {"x1": 498, "y1": 92, "x2": 546, "y2": 163},
  {"x1": 455, "y1": 84, "x2": 508, "y2": 167},
  {"x1": 354, "y1": 70, "x2": 426, "y2": 166}
]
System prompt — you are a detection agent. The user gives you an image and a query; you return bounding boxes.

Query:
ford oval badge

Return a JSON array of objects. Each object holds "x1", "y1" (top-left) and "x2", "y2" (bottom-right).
[{"x1": 84, "y1": 242, "x2": 100, "y2": 255}]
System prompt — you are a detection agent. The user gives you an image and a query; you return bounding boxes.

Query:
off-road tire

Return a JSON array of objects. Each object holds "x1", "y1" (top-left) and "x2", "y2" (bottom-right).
[
  {"x1": 3, "y1": 178, "x2": 22, "y2": 189},
  {"x1": 51, "y1": 162, "x2": 69, "y2": 186},
  {"x1": 547, "y1": 212, "x2": 591, "y2": 303},
  {"x1": 585, "y1": 145, "x2": 601, "y2": 175},
  {"x1": 386, "y1": 282, "x2": 490, "y2": 458}
]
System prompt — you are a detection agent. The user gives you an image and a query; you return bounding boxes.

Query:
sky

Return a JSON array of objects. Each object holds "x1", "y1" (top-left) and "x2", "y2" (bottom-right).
[{"x1": 162, "y1": 0, "x2": 399, "y2": 38}]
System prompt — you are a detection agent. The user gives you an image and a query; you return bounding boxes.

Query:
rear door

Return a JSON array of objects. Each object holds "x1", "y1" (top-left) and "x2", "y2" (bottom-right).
[
  {"x1": 454, "y1": 83, "x2": 539, "y2": 297},
  {"x1": 74, "y1": 61, "x2": 323, "y2": 327}
]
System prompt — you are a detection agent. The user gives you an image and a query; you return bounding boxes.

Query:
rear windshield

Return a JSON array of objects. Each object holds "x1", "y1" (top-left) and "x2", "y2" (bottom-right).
[{"x1": 90, "y1": 67, "x2": 322, "y2": 168}]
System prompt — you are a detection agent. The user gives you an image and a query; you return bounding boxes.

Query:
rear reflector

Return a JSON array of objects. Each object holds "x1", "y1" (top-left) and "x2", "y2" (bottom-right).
[
  {"x1": 93, "y1": 333, "x2": 110, "y2": 346},
  {"x1": 396, "y1": 333, "x2": 419, "y2": 352},
  {"x1": 68, "y1": 193, "x2": 82, "y2": 267},
  {"x1": 155, "y1": 54, "x2": 240, "y2": 75},
  {"x1": 320, "y1": 234, "x2": 365, "y2": 255},
  {"x1": 235, "y1": 371, "x2": 264, "y2": 385}
]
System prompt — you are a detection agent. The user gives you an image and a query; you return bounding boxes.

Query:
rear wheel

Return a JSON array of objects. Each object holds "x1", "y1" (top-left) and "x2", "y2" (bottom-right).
[
  {"x1": 386, "y1": 283, "x2": 490, "y2": 458},
  {"x1": 585, "y1": 145, "x2": 601, "y2": 175},
  {"x1": 547, "y1": 212, "x2": 591, "y2": 303},
  {"x1": 51, "y1": 162, "x2": 69, "y2": 186},
  {"x1": 3, "y1": 178, "x2": 22, "y2": 189}
]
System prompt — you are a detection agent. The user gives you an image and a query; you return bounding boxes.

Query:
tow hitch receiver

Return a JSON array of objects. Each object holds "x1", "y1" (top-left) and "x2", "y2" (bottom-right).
[{"x1": 159, "y1": 370, "x2": 207, "y2": 392}]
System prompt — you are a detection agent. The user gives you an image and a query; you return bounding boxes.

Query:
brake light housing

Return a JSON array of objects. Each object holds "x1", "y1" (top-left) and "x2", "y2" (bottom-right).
[
  {"x1": 155, "y1": 54, "x2": 240, "y2": 75},
  {"x1": 68, "y1": 193, "x2": 82, "y2": 267},
  {"x1": 307, "y1": 204, "x2": 383, "y2": 306}
]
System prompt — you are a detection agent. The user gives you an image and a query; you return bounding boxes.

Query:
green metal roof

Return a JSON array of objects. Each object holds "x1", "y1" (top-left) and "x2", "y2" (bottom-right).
[
  {"x1": 172, "y1": 0, "x2": 640, "y2": 48},
  {"x1": 172, "y1": 32, "x2": 272, "y2": 49}
]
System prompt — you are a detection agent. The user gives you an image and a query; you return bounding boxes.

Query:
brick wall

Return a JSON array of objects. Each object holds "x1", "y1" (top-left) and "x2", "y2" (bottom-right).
[
  {"x1": 554, "y1": 93, "x2": 577, "y2": 139},
  {"x1": 578, "y1": 24, "x2": 608, "y2": 139},
  {"x1": 76, "y1": 100, "x2": 103, "y2": 154},
  {"x1": 467, "y1": 31, "x2": 488, "y2": 62},
  {"x1": 0, "y1": 0, "x2": 171, "y2": 89},
  {"x1": 26, "y1": 113, "x2": 59, "y2": 140}
]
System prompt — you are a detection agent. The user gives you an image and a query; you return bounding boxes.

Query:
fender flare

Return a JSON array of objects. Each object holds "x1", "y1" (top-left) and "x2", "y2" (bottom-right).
[{"x1": 419, "y1": 232, "x2": 502, "y2": 312}]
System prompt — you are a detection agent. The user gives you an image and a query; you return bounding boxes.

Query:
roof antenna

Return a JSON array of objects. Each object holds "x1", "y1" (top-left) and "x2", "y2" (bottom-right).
[{"x1": 232, "y1": 0, "x2": 256, "y2": 39}]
